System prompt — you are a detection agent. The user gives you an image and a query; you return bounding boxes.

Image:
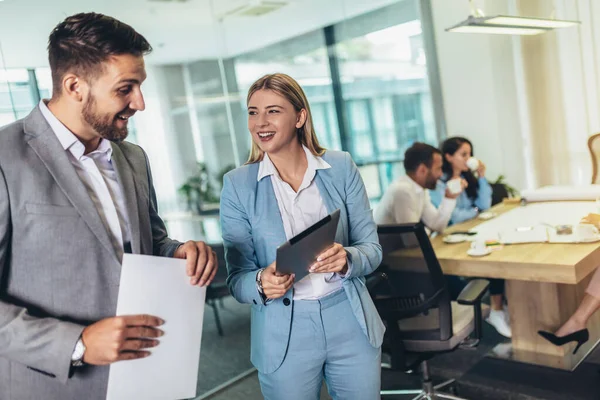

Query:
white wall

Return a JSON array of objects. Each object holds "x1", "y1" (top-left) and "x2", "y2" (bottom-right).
[
  {"x1": 549, "y1": 0, "x2": 600, "y2": 184},
  {"x1": 430, "y1": 0, "x2": 530, "y2": 191}
]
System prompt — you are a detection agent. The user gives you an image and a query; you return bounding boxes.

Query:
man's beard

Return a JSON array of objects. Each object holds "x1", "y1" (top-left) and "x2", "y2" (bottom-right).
[
  {"x1": 424, "y1": 173, "x2": 438, "y2": 190},
  {"x1": 82, "y1": 95, "x2": 129, "y2": 142}
]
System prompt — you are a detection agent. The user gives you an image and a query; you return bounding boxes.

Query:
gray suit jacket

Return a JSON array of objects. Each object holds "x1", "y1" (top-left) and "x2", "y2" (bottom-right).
[{"x1": 0, "y1": 106, "x2": 181, "y2": 399}]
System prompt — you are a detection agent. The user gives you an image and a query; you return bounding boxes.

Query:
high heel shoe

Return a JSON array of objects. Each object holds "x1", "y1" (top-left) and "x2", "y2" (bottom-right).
[{"x1": 537, "y1": 329, "x2": 589, "y2": 355}]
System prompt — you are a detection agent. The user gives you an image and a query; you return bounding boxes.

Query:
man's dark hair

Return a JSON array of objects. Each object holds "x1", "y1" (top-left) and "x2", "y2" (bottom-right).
[
  {"x1": 48, "y1": 12, "x2": 152, "y2": 97},
  {"x1": 403, "y1": 142, "x2": 442, "y2": 173}
]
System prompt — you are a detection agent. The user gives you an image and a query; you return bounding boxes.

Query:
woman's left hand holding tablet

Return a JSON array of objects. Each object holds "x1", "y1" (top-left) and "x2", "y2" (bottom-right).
[{"x1": 261, "y1": 262, "x2": 295, "y2": 299}]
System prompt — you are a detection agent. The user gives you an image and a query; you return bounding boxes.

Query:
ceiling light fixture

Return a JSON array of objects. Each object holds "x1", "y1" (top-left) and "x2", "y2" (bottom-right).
[
  {"x1": 217, "y1": 0, "x2": 288, "y2": 20},
  {"x1": 446, "y1": 0, "x2": 580, "y2": 35}
]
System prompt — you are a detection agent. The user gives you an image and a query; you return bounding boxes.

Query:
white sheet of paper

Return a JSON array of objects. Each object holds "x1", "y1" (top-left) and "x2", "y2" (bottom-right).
[
  {"x1": 498, "y1": 226, "x2": 548, "y2": 244},
  {"x1": 106, "y1": 254, "x2": 206, "y2": 400},
  {"x1": 521, "y1": 185, "x2": 600, "y2": 203}
]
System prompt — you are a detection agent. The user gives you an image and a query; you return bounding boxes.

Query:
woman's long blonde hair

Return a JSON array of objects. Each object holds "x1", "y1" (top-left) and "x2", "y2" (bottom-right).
[{"x1": 245, "y1": 73, "x2": 325, "y2": 164}]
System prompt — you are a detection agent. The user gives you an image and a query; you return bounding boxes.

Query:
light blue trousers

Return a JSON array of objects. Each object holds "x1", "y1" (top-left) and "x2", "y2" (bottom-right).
[{"x1": 258, "y1": 289, "x2": 381, "y2": 400}]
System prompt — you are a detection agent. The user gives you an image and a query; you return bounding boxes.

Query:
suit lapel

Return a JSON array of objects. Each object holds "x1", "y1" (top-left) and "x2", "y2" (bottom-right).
[
  {"x1": 24, "y1": 108, "x2": 119, "y2": 265},
  {"x1": 110, "y1": 143, "x2": 141, "y2": 254},
  {"x1": 256, "y1": 177, "x2": 287, "y2": 246},
  {"x1": 315, "y1": 172, "x2": 336, "y2": 214},
  {"x1": 315, "y1": 170, "x2": 346, "y2": 243}
]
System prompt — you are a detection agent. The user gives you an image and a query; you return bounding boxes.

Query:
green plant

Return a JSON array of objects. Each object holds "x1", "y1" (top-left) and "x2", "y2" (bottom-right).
[
  {"x1": 492, "y1": 174, "x2": 519, "y2": 198},
  {"x1": 217, "y1": 164, "x2": 236, "y2": 188},
  {"x1": 178, "y1": 163, "x2": 236, "y2": 214},
  {"x1": 178, "y1": 163, "x2": 219, "y2": 214}
]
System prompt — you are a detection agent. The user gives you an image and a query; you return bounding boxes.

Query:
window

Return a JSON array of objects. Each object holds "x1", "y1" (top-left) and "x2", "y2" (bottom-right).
[
  {"x1": 233, "y1": 30, "x2": 339, "y2": 153},
  {"x1": 0, "y1": 67, "x2": 51, "y2": 123},
  {"x1": 227, "y1": 0, "x2": 443, "y2": 201},
  {"x1": 331, "y1": 1, "x2": 440, "y2": 198}
]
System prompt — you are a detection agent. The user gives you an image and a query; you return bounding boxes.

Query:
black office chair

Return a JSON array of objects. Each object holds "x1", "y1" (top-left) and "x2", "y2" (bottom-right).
[
  {"x1": 205, "y1": 244, "x2": 230, "y2": 336},
  {"x1": 370, "y1": 223, "x2": 490, "y2": 400},
  {"x1": 490, "y1": 182, "x2": 510, "y2": 207}
]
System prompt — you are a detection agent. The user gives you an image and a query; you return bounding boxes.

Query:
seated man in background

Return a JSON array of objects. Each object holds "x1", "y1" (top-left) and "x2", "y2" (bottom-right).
[
  {"x1": 374, "y1": 142, "x2": 467, "y2": 309},
  {"x1": 374, "y1": 142, "x2": 461, "y2": 231}
]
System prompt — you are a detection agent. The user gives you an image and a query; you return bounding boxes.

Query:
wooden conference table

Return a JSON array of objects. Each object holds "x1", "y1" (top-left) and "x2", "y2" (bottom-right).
[{"x1": 384, "y1": 201, "x2": 600, "y2": 371}]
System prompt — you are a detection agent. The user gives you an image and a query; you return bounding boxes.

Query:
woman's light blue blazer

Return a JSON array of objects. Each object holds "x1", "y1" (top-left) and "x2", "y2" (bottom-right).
[{"x1": 220, "y1": 150, "x2": 385, "y2": 374}]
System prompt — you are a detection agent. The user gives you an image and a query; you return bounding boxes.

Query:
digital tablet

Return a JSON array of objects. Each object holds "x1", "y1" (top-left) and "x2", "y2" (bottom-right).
[{"x1": 275, "y1": 209, "x2": 341, "y2": 281}]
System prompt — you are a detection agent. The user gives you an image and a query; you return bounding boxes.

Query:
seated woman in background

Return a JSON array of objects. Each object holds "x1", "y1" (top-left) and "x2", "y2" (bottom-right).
[
  {"x1": 538, "y1": 213, "x2": 600, "y2": 353},
  {"x1": 430, "y1": 137, "x2": 492, "y2": 223},
  {"x1": 430, "y1": 137, "x2": 511, "y2": 338}
]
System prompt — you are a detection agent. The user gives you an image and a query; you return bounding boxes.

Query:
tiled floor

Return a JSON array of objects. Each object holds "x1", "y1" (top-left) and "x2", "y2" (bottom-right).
[
  {"x1": 208, "y1": 374, "x2": 332, "y2": 400},
  {"x1": 193, "y1": 296, "x2": 253, "y2": 397},
  {"x1": 196, "y1": 297, "x2": 600, "y2": 400}
]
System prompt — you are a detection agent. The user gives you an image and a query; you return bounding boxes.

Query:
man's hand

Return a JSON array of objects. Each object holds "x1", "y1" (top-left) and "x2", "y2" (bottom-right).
[
  {"x1": 260, "y1": 262, "x2": 294, "y2": 299},
  {"x1": 309, "y1": 243, "x2": 348, "y2": 274},
  {"x1": 174, "y1": 241, "x2": 217, "y2": 286},
  {"x1": 445, "y1": 188, "x2": 460, "y2": 199},
  {"x1": 445, "y1": 179, "x2": 468, "y2": 199},
  {"x1": 82, "y1": 315, "x2": 164, "y2": 365}
]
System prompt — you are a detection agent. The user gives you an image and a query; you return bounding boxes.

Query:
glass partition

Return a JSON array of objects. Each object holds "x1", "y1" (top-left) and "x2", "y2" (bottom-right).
[{"x1": 0, "y1": 0, "x2": 445, "y2": 397}]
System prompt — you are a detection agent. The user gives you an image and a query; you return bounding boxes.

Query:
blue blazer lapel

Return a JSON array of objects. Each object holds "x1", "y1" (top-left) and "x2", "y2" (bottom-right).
[
  {"x1": 314, "y1": 172, "x2": 335, "y2": 214},
  {"x1": 315, "y1": 171, "x2": 346, "y2": 245},
  {"x1": 255, "y1": 176, "x2": 287, "y2": 262}
]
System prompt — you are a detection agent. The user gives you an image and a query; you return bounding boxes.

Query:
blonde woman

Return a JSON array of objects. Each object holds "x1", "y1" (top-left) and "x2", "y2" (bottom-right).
[{"x1": 220, "y1": 73, "x2": 384, "y2": 399}]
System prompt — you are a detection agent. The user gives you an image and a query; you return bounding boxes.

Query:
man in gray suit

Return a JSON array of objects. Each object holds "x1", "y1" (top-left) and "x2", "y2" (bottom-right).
[{"x1": 0, "y1": 13, "x2": 218, "y2": 399}]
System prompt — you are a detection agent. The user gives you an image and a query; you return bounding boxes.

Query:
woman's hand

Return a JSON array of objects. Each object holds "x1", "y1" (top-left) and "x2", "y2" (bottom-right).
[
  {"x1": 309, "y1": 243, "x2": 348, "y2": 274},
  {"x1": 581, "y1": 213, "x2": 600, "y2": 229},
  {"x1": 260, "y1": 262, "x2": 294, "y2": 299},
  {"x1": 461, "y1": 178, "x2": 469, "y2": 190},
  {"x1": 477, "y1": 161, "x2": 486, "y2": 177}
]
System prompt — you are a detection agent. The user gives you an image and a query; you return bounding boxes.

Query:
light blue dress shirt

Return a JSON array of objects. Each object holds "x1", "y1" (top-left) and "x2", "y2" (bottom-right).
[{"x1": 429, "y1": 173, "x2": 493, "y2": 224}]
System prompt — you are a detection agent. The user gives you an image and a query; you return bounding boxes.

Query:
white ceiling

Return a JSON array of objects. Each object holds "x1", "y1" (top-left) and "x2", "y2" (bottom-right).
[{"x1": 0, "y1": 0, "x2": 399, "y2": 68}]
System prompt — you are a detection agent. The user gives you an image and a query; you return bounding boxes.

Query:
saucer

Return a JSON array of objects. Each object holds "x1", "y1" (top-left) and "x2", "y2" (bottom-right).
[
  {"x1": 579, "y1": 234, "x2": 600, "y2": 243},
  {"x1": 478, "y1": 212, "x2": 496, "y2": 220},
  {"x1": 467, "y1": 248, "x2": 491, "y2": 257},
  {"x1": 443, "y1": 234, "x2": 469, "y2": 244}
]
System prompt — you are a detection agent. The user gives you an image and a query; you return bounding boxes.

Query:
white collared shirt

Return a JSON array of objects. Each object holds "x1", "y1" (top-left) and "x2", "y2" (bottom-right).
[
  {"x1": 38, "y1": 100, "x2": 131, "y2": 258},
  {"x1": 258, "y1": 146, "x2": 343, "y2": 300},
  {"x1": 374, "y1": 174, "x2": 456, "y2": 233}
]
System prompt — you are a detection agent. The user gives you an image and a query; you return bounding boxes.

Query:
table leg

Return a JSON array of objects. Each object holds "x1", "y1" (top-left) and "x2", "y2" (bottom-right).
[{"x1": 497, "y1": 274, "x2": 600, "y2": 370}]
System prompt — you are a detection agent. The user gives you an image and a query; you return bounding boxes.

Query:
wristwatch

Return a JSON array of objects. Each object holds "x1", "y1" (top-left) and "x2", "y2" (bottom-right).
[
  {"x1": 71, "y1": 337, "x2": 86, "y2": 367},
  {"x1": 256, "y1": 268, "x2": 265, "y2": 296}
]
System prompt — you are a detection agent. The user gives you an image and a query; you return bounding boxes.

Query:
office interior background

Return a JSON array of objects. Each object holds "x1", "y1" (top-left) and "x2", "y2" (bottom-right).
[{"x1": 2, "y1": 0, "x2": 600, "y2": 398}]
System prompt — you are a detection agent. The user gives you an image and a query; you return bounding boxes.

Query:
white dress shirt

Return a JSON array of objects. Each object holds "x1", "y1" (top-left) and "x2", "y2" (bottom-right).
[
  {"x1": 258, "y1": 146, "x2": 343, "y2": 300},
  {"x1": 39, "y1": 100, "x2": 131, "y2": 258},
  {"x1": 374, "y1": 174, "x2": 456, "y2": 233}
]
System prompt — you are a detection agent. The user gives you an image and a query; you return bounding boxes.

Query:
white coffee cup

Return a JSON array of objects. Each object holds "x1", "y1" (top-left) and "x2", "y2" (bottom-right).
[
  {"x1": 576, "y1": 223, "x2": 599, "y2": 240},
  {"x1": 447, "y1": 178, "x2": 462, "y2": 194},
  {"x1": 470, "y1": 240, "x2": 487, "y2": 253},
  {"x1": 466, "y1": 157, "x2": 480, "y2": 171}
]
